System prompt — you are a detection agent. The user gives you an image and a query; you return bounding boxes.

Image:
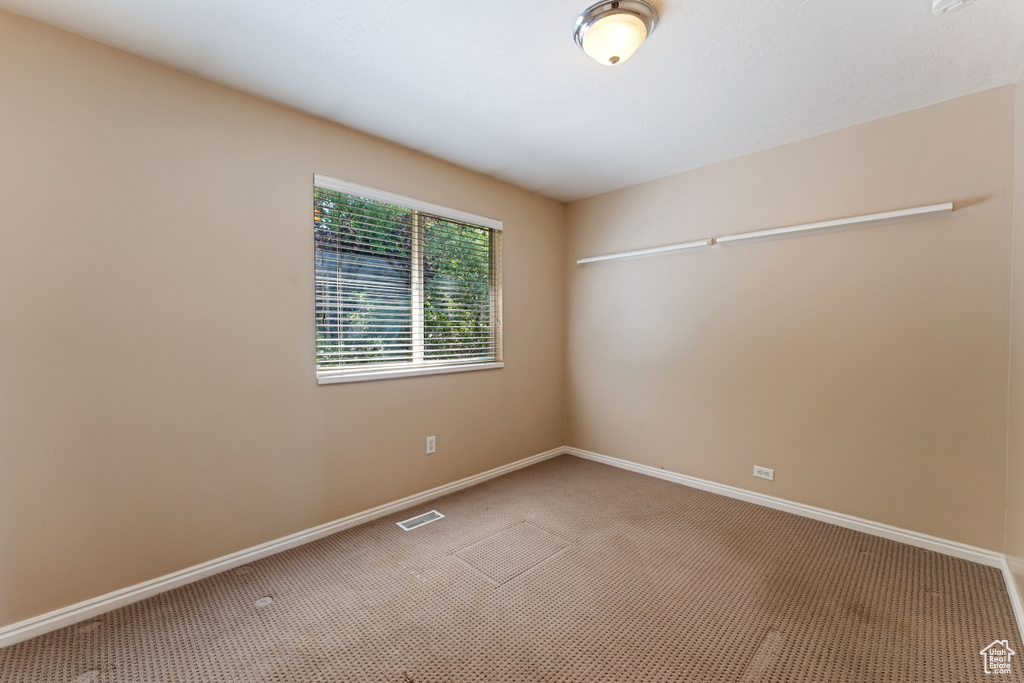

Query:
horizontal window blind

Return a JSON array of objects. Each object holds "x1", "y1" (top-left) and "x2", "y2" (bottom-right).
[{"x1": 314, "y1": 179, "x2": 502, "y2": 379}]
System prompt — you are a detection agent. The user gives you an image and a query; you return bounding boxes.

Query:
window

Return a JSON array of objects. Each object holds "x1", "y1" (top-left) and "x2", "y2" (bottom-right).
[{"x1": 313, "y1": 175, "x2": 503, "y2": 383}]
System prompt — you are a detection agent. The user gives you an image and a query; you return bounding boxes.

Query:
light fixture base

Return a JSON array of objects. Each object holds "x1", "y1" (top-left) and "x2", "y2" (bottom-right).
[{"x1": 932, "y1": 0, "x2": 977, "y2": 14}]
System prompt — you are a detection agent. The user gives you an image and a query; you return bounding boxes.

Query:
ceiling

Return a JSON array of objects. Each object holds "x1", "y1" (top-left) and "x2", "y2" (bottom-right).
[{"x1": 3, "y1": 0, "x2": 1023, "y2": 202}]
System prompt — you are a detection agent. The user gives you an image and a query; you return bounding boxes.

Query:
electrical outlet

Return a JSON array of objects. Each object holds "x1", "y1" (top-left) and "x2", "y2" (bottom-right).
[
  {"x1": 426, "y1": 436, "x2": 436, "y2": 454},
  {"x1": 753, "y1": 466, "x2": 774, "y2": 481}
]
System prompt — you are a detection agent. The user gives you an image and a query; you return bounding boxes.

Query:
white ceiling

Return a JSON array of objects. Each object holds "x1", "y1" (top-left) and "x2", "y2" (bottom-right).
[{"x1": 3, "y1": 0, "x2": 1023, "y2": 201}]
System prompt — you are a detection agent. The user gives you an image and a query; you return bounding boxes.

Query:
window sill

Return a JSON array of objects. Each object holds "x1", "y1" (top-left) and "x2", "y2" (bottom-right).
[{"x1": 317, "y1": 361, "x2": 504, "y2": 385}]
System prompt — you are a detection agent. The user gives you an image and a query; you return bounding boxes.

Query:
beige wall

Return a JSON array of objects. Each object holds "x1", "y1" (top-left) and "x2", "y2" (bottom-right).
[
  {"x1": 566, "y1": 86, "x2": 1015, "y2": 551},
  {"x1": 0, "y1": 10, "x2": 565, "y2": 628},
  {"x1": 1006, "y1": 80, "x2": 1024, "y2": 603}
]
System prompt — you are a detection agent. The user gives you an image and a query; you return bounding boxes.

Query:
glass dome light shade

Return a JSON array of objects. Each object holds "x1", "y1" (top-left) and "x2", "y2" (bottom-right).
[{"x1": 581, "y1": 12, "x2": 648, "y2": 66}]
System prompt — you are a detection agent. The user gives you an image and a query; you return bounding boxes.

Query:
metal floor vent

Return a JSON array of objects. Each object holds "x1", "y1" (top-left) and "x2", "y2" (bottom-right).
[{"x1": 397, "y1": 510, "x2": 445, "y2": 531}]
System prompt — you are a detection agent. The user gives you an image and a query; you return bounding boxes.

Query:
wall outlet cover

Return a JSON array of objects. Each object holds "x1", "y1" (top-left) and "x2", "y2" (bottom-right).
[{"x1": 754, "y1": 466, "x2": 774, "y2": 481}]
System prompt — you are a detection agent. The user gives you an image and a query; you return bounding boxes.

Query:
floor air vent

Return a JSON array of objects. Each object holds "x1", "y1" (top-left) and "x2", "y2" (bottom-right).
[{"x1": 397, "y1": 510, "x2": 445, "y2": 531}]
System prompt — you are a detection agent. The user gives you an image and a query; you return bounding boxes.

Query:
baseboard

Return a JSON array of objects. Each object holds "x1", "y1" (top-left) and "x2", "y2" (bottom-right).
[
  {"x1": 1001, "y1": 556, "x2": 1024, "y2": 642},
  {"x1": 0, "y1": 446, "x2": 565, "y2": 648},
  {"x1": 567, "y1": 447, "x2": 1024, "y2": 640},
  {"x1": 5, "y1": 444, "x2": 1019, "y2": 649},
  {"x1": 565, "y1": 447, "x2": 1004, "y2": 568}
]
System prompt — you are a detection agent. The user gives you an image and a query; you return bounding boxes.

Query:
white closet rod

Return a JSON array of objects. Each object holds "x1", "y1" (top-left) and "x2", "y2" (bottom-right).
[
  {"x1": 576, "y1": 238, "x2": 713, "y2": 264},
  {"x1": 576, "y1": 202, "x2": 954, "y2": 265}
]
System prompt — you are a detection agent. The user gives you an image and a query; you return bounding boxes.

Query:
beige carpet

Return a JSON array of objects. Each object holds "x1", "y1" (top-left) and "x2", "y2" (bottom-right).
[{"x1": 1, "y1": 455, "x2": 1021, "y2": 682}]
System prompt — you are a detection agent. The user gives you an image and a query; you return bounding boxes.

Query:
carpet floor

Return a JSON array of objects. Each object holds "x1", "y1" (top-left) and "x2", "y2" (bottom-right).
[{"x1": 1, "y1": 455, "x2": 1021, "y2": 682}]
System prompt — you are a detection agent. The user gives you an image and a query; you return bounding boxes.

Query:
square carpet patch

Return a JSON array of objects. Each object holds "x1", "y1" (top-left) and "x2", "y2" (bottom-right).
[{"x1": 454, "y1": 521, "x2": 569, "y2": 585}]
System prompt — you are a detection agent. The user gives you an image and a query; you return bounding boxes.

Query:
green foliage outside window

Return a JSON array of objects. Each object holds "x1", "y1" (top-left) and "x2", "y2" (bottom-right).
[{"x1": 314, "y1": 187, "x2": 497, "y2": 371}]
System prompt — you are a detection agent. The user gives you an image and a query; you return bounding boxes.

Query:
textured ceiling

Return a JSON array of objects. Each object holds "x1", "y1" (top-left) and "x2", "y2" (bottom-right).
[{"x1": 3, "y1": 0, "x2": 1023, "y2": 201}]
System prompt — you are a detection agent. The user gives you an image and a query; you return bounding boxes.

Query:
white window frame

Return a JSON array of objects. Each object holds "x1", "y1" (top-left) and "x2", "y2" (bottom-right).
[{"x1": 314, "y1": 174, "x2": 504, "y2": 384}]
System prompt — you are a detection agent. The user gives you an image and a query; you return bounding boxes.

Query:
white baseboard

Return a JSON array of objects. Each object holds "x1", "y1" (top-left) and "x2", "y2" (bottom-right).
[
  {"x1": 0, "y1": 446, "x2": 564, "y2": 649},
  {"x1": 565, "y1": 447, "x2": 1004, "y2": 567},
  {"x1": 1001, "y1": 556, "x2": 1024, "y2": 642},
  {"x1": 4, "y1": 444, "x2": 1021, "y2": 649},
  {"x1": 568, "y1": 447, "x2": 1024, "y2": 641}
]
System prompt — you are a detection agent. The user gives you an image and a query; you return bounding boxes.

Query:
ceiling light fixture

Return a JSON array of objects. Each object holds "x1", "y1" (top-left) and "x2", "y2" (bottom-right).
[{"x1": 573, "y1": 0, "x2": 658, "y2": 66}]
